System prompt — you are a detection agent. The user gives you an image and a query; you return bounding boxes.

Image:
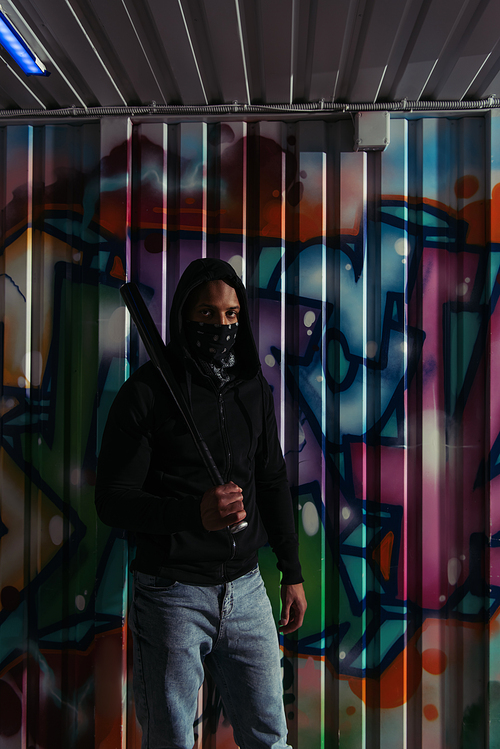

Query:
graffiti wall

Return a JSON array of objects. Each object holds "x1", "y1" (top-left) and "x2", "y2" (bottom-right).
[{"x1": 0, "y1": 113, "x2": 499, "y2": 748}]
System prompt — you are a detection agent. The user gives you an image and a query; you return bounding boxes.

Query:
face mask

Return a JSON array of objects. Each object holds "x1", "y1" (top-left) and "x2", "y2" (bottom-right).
[{"x1": 185, "y1": 320, "x2": 238, "y2": 363}]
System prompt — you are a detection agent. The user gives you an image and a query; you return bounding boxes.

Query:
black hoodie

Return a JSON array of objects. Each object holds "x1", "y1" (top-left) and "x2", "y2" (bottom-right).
[{"x1": 95, "y1": 258, "x2": 303, "y2": 585}]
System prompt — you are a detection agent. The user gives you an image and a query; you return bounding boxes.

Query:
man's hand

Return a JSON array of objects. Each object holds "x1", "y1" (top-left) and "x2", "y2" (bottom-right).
[
  {"x1": 200, "y1": 481, "x2": 246, "y2": 531},
  {"x1": 279, "y1": 583, "x2": 307, "y2": 634}
]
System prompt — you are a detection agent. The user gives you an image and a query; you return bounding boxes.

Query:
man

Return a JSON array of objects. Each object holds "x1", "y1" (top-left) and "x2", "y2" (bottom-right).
[{"x1": 95, "y1": 257, "x2": 306, "y2": 749}]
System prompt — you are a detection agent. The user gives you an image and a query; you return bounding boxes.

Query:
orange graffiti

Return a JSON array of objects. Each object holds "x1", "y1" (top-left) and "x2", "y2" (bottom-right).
[
  {"x1": 455, "y1": 175, "x2": 480, "y2": 200},
  {"x1": 372, "y1": 531, "x2": 394, "y2": 581},
  {"x1": 110, "y1": 256, "x2": 126, "y2": 280},
  {"x1": 459, "y1": 200, "x2": 486, "y2": 245},
  {"x1": 422, "y1": 648, "x2": 448, "y2": 675},
  {"x1": 348, "y1": 643, "x2": 422, "y2": 708},
  {"x1": 423, "y1": 704, "x2": 439, "y2": 721}
]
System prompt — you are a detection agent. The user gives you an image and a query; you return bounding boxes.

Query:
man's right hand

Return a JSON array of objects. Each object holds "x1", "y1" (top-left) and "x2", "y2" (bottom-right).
[{"x1": 200, "y1": 481, "x2": 246, "y2": 531}]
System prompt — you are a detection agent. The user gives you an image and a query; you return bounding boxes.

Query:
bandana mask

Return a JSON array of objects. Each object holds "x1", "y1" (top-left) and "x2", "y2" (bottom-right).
[{"x1": 185, "y1": 320, "x2": 239, "y2": 363}]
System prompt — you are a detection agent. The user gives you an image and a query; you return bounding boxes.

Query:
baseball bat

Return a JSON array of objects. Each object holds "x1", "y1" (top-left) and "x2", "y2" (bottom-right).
[{"x1": 120, "y1": 282, "x2": 248, "y2": 534}]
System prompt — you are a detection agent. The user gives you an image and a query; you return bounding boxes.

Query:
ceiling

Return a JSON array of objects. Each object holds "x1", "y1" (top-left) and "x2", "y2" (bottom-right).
[{"x1": 0, "y1": 0, "x2": 500, "y2": 115}]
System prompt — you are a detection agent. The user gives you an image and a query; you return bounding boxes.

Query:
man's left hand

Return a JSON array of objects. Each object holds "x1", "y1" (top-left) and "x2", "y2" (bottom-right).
[{"x1": 279, "y1": 583, "x2": 307, "y2": 634}]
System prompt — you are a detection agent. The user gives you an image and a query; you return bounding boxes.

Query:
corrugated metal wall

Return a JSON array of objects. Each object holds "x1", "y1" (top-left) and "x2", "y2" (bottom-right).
[{"x1": 0, "y1": 112, "x2": 499, "y2": 748}]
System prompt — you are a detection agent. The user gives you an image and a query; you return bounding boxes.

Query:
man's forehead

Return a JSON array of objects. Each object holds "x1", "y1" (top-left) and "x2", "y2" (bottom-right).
[{"x1": 193, "y1": 280, "x2": 240, "y2": 306}]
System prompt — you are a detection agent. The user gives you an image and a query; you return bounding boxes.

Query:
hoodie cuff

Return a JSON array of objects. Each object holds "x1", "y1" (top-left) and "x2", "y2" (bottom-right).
[{"x1": 275, "y1": 539, "x2": 304, "y2": 585}]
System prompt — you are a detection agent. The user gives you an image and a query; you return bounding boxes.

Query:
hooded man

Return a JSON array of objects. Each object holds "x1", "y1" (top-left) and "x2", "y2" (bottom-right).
[{"x1": 95, "y1": 258, "x2": 307, "y2": 749}]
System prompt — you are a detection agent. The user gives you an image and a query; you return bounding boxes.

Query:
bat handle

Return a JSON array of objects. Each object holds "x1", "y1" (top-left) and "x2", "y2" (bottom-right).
[{"x1": 230, "y1": 520, "x2": 248, "y2": 534}]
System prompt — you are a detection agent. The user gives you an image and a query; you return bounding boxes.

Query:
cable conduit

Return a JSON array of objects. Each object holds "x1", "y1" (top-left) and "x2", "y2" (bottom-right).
[{"x1": 0, "y1": 97, "x2": 498, "y2": 119}]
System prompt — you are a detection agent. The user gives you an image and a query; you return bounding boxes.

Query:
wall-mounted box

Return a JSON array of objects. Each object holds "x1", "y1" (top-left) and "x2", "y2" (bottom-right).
[{"x1": 354, "y1": 111, "x2": 390, "y2": 151}]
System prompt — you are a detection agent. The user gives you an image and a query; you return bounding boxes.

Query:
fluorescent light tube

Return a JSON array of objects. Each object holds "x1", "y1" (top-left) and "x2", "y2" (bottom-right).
[{"x1": 0, "y1": 9, "x2": 49, "y2": 76}]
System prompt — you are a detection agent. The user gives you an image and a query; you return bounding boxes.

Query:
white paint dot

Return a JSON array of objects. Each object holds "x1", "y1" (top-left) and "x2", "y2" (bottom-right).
[
  {"x1": 460, "y1": 554, "x2": 466, "y2": 561},
  {"x1": 75, "y1": 595, "x2": 86, "y2": 611},
  {"x1": 342, "y1": 507, "x2": 351, "y2": 520},
  {"x1": 366, "y1": 341, "x2": 378, "y2": 358},
  {"x1": 339, "y1": 651, "x2": 346, "y2": 660},
  {"x1": 401, "y1": 258, "x2": 407, "y2": 264},
  {"x1": 448, "y1": 558, "x2": 461, "y2": 586},
  {"x1": 49, "y1": 515, "x2": 64, "y2": 546},
  {"x1": 228, "y1": 255, "x2": 243, "y2": 278},
  {"x1": 345, "y1": 264, "x2": 352, "y2": 271},
  {"x1": 304, "y1": 311, "x2": 316, "y2": 328},
  {"x1": 316, "y1": 375, "x2": 324, "y2": 383},
  {"x1": 264, "y1": 354, "x2": 276, "y2": 368},
  {"x1": 307, "y1": 330, "x2": 312, "y2": 336},
  {"x1": 6, "y1": 398, "x2": 14, "y2": 408},
  {"x1": 18, "y1": 376, "x2": 28, "y2": 388},
  {"x1": 395, "y1": 237, "x2": 409, "y2": 256},
  {"x1": 465, "y1": 277, "x2": 471, "y2": 283},
  {"x1": 73, "y1": 252, "x2": 81, "y2": 262},
  {"x1": 439, "y1": 595, "x2": 446, "y2": 602},
  {"x1": 302, "y1": 501, "x2": 320, "y2": 536},
  {"x1": 456, "y1": 283, "x2": 468, "y2": 296}
]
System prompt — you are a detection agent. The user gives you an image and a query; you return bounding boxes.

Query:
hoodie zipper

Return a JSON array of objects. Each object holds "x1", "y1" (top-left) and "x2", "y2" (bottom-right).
[
  {"x1": 217, "y1": 389, "x2": 238, "y2": 579},
  {"x1": 218, "y1": 392, "x2": 233, "y2": 479},
  {"x1": 194, "y1": 369, "x2": 242, "y2": 581}
]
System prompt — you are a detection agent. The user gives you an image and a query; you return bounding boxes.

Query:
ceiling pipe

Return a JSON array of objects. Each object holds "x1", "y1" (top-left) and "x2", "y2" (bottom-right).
[{"x1": 0, "y1": 97, "x2": 498, "y2": 119}]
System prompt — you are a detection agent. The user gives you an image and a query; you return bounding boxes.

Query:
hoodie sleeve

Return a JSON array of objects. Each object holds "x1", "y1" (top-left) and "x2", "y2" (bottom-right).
[
  {"x1": 95, "y1": 373, "x2": 204, "y2": 534},
  {"x1": 254, "y1": 377, "x2": 304, "y2": 585}
]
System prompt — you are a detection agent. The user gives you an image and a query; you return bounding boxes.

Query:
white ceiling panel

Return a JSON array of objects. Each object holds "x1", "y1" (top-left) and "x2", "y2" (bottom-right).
[
  {"x1": 260, "y1": 0, "x2": 294, "y2": 103},
  {"x1": 86, "y1": 0, "x2": 163, "y2": 105},
  {"x1": 308, "y1": 0, "x2": 350, "y2": 102},
  {"x1": 23, "y1": 0, "x2": 128, "y2": 105},
  {"x1": 149, "y1": 0, "x2": 209, "y2": 105},
  {"x1": 201, "y1": 0, "x2": 249, "y2": 104},
  {"x1": 0, "y1": 0, "x2": 498, "y2": 115},
  {"x1": 348, "y1": 0, "x2": 407, "y2": 102}
]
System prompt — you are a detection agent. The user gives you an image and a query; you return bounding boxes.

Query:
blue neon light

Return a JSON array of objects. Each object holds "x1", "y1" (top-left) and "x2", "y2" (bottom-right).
[{"x1": 0, "y1": 10, "x2": 49, "y2": 76}]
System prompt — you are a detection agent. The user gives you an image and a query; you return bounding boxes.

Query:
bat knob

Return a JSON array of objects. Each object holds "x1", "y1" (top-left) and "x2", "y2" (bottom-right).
[{"x1": 230, "y1": 520, "x2": 248, "y2": 534}]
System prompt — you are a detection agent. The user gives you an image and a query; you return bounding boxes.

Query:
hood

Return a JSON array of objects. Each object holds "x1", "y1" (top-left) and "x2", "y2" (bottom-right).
[{"x1": 169, "y1": 257, "x2": 261, "y2": 379}]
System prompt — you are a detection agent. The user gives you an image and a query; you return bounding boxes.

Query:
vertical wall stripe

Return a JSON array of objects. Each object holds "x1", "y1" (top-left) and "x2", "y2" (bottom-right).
[
  {"x1": 488, "y1": 108, "x2": 500, "y2": 749},
  {"x1": 97, "y1": 116, "x2": 132, "y2": 749}
]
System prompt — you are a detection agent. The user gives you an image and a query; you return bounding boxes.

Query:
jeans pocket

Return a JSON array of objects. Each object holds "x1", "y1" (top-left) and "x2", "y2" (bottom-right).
[
  {"x1": 134, "y1": 571, "x2": 178, "y2": 591},
  {"x1": 152, "y1": 576, "x2": 178, "y2": 590}
]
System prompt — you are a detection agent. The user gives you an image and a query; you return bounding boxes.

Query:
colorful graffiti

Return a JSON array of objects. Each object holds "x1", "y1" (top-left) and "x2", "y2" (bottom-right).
[{"x1": 0, "y1": 114, "x2": 499, "y2": 748}]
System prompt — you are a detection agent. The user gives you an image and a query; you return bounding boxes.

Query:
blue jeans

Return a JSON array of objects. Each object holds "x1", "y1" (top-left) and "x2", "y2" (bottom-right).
[{"x1": 130, "y1": 566, "x2": 291, "y2": 749}]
